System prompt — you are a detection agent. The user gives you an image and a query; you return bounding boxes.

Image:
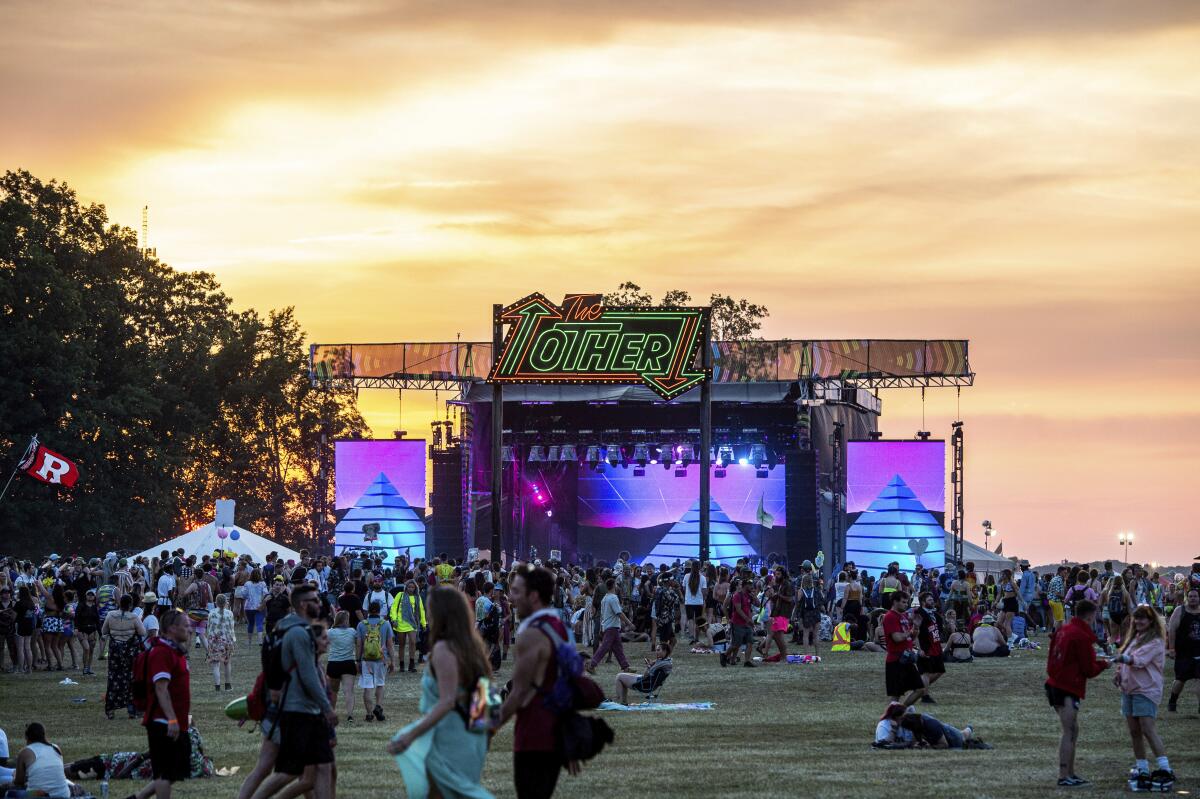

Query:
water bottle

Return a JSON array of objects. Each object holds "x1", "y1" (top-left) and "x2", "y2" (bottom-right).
[{"x1": 100, "y1": 778, "x2": 109, "y2": 799}]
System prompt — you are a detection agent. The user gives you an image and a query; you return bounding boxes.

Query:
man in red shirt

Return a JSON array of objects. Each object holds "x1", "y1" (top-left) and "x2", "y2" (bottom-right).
[
  {"x1": 882, "y1": 592, "x2": 925, "y2": 706},
  {"x1": 722, "y1": 579, "x2": 757, "y2": 668},
  {"x1": 1044, "y1": 599, "x2": 1110, "y2": 788},
  {"x1": 138, "y1": 607, "x2": 192, "y2": 798},
  {"x1": 915, "y1": 591, "x2": 946, "y2": 703}
]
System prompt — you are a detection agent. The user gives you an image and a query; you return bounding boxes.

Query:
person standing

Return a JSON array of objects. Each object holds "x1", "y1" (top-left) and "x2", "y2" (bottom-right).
[
  {"x1": 682, "y1": 561, "x2": 707, "y2": 643},
  {"x1": 1047, "y1": 566, "x2": 1069, "y2": 631},
  {"x1": 326, "y1": 611, "x2": 359, "y2": 723},
  {"x1": 914, "y1": 592, "x2": 945, "y2": 703},
  {"x1": 1044, "y1": 599, "x2": 1110, "y2": 788},
  {"x1": 1113, "y1": 606, "x2": 1174, "y2": 791},
  {"x1": 385, "y1": 587, "x2": 493, "y2": 799},
  {"x1": 274, "y1": 583, "x2": 338, "y2": 799},
  {"x1": 762, "y1": 566, "x2": 794, "y2": 663},
  {"x1": 135, "y1": 609, "x2": 192, "y2": 799},
  {"x1": 722, "y1": 579, "x2": 756, "y2": 668},
  {"x1": 882, "y1": 592, "x2": 925, "y2": 706},
  {"x1": 1165, "y1": 587, "x2": 1200, "y2": 714},
  {"x1": 585, "y1": 577, "x2": 632, "y2": 675},
  {"x1": 100, "y1": 594, "x2": 146, "y2": 719},
  {"x1": 499, "y1": 565, "x2": 571, "y2": 799},
  {"x1": 242, "y1": 569, "x2": 267, "y2": 647},
  {"x1": 206, "y1": 593, "x2": 236, "y2": 691},
  {"x1": 390, "y1": 580, "x2": 426, "y2": 674},
  {"x1": 356, "y1": 600, "x2": 394, "y2": 722}
]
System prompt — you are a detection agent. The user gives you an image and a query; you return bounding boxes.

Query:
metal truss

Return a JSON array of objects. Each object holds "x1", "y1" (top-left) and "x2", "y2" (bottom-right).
[
  {"x1": 830, "y1": 373, "x2": 975, "y2": 390},
  {"x1": 313, "y1": 376, "x2": 472, "y2": 393}
]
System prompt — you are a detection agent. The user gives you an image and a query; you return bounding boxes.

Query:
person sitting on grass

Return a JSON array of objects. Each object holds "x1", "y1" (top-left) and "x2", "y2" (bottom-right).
[
  {"x1": 3, "y1": 723, "x2": 70, "y2": 799},
  {"x1": 614, "y1": 642, "x2": 674, "y2": 705},
  {"x1": 971, "y1": 615, "x2": 1010, "y2": 658},
  {"x1": 946, "y1": 622, "x2": 973, "y2": 663}
]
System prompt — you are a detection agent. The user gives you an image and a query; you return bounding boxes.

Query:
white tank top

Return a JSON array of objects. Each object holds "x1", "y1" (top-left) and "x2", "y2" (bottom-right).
[{"x1": 26, "y1": 741, "x2": 70, "y2": 798}]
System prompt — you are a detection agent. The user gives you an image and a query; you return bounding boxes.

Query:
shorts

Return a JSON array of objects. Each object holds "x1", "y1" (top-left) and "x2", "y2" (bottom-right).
[
  {"x1": 276, "y1": 712, "x2": 334, "y2": 774},
  {"x1": 1001, "y1": 598, "x2": 1018, "y2": 613},
  {"x1": 1174, "y1": 655, "x2": 1199, "y2": 682},
  {"x1": 918, "y1": 655, "x2": 946, "y2": 676},
  {"x1": 1110, "y1": 610, "x2": 1127, "y2": 627},
  {"x1": 730, "y1": 624, "x2": 754, "y2": 650},
  {"x1": 262, "y1": 706, "x2": 282, "y2": 745},
  {"x1": 771, "y1": 616, "x2": 790, "y2": 633},
  {"x1": 358, "y1": 659, "x2": 387, "y2": 688},
  {"x1": 1049, "y1": 601, "x2": 1065, "y2": 624},
  {"x1": 685, "y1": 605, "x2": 704, "y2": 621},
  {"x1": 885, "y1": 659, "x2": 925, "y2": 697},
  {"x1": 147, "y1": 722, "x2": 192, "y2": 783},
  {"x1": 327, "y1": 659, "x2": 358, "y2": 680},
  {"x1": 1045, "y1": 683, "x2": 1080, "y2": 710},
  {"x1": 656, "y1": 623, "x2": 676, "y2": 644},
  {"x1": 1121, "y1": 693, "x2": 1158, "y2": 718},
  {"x1": 842, "y1": 600, "x2": 862, "y2": 620},
  {"x1": 41, "y1": 616, "x2": 63, "y2": 634},
  {"x1": 800, "y1": 608, "x2": 821, "y2": 628}
]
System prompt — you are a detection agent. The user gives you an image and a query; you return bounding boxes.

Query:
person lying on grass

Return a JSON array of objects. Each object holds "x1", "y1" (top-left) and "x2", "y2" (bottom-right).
[{"x1": 614, "y1": 642, "x2": 674, "y2": 705}]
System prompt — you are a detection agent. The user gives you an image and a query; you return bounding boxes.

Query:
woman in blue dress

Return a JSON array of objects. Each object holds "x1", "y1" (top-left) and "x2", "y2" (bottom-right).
[{"x1": 386, "y1": 586, "x2": 494, "y2": 799}]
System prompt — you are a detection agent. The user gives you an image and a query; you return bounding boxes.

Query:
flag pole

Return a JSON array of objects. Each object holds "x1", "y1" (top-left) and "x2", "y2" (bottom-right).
[{"x1": 0, "y1": 435, "x2": 37, "y2": 505}]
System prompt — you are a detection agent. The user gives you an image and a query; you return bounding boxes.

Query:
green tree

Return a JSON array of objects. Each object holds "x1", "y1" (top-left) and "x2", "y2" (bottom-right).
[
  {"x1": 0, "y1": 170, "x2": 365, "y2": 556},
  {"x1": 604, "y1": 282, "x2": 769, "y2": 341}
]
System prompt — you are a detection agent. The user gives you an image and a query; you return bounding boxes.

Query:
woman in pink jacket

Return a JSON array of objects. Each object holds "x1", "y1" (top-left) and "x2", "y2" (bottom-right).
[{"x1": 1112, "y1": 605, "x2": 1174, "y2": 792}]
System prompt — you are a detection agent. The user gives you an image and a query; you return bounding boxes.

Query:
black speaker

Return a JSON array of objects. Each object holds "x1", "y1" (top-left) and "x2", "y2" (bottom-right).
[
  {"x1": 430, "y1": 449, "x2": 464, "y2": 558},
  {"x1": 785, "y1": 448, "x2": 819, "y2": 567}
]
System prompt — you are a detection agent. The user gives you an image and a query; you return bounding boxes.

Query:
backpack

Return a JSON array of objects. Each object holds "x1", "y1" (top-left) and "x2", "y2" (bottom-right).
[
  {"x1": 1107, "y1": 589, "x2": 1125, "y2": 616},
  {"x1": 362, "y1": 620, "x2": 384, "y2": 661},
  {"x1": 247, "y1": 628, "x2": 291, "y2": 723},
  {"x1": 478, "y1": 602, "x2": 500, "y2": 640},
  {"x1": 530, "y1": 618, "x2": 613, "y2": 767}
]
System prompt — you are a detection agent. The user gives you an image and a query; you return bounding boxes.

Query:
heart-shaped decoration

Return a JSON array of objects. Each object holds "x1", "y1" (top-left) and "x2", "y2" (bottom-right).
[{"x1": 907, "y1": 538, "x2": 929, "y2": 556}]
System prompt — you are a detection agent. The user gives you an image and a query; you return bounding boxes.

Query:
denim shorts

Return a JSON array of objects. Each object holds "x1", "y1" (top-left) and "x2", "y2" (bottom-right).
[{"x1": 1121, "y1": 693, "x2": 1157, "y2": 718}]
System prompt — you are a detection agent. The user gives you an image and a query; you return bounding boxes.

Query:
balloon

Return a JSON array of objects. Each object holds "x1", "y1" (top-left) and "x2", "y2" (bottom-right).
[
  {"x1": 230, "y1": 530, "x2": 240, "y2": 540},
  {"x1": 217, "y1": 528, "x2": 228, "y2": 540},
  {"x1": 814, "y1": 550, "x2": 825, "y2": 569}
]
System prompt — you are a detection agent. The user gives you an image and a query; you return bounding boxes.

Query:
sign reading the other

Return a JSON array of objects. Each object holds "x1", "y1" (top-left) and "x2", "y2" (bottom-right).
[{"x1": 487, "y1": 293, "x2": 710, "y2": 400}]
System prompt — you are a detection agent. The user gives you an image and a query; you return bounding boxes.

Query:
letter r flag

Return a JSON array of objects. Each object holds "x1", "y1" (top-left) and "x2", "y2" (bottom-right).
[{"x1": 19, "y1": 440, "x2": 80, "y2": 488}]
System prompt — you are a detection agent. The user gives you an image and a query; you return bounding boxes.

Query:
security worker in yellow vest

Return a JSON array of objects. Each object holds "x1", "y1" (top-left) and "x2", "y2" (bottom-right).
[{"x1": 831, "y1": 621, "x2": 852, "y2": 652}]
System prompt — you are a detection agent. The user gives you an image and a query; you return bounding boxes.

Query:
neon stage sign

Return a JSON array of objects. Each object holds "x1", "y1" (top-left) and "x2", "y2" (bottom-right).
[{"x1": 487, "y1": 293, "x2": 710, "y2": 400}]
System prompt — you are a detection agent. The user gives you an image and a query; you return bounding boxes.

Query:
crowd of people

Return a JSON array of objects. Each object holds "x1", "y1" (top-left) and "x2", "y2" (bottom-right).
[{"x1": 0, "y1": 548, "x2": 1197, "y2": 797}]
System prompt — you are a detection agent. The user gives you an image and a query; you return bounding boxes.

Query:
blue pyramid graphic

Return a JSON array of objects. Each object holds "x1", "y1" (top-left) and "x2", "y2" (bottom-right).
[
  {"x1": 844, "y1": 475, "x2": 945, "y2": 573},
  {"x1": 640, "y1": 498, "x2": 756, "y2": 567},
  {"x1": 334, "y1": 473, "x2": 426, "y2": 560}
]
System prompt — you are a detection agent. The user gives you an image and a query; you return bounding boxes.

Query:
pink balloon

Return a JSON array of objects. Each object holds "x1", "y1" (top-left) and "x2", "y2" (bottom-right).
[{"x1": 217, "y1": 528, "x2": 228, "y2": 539}]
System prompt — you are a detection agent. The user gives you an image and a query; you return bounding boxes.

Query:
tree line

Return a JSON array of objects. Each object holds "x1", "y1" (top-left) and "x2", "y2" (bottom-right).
[{"x1": 0, "y1": 170, "x2": 366, "y2": 556}]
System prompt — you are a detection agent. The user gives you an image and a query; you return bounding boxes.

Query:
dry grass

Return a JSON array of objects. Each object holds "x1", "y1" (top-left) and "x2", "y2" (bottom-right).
[{"x1": 2, "y1": 637, "x2": 1197, "y2": 798}]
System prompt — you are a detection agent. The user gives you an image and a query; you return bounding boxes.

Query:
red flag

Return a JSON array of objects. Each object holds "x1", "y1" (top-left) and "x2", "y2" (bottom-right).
[{"x1": 20, "y1": 442, "x2": 80, "y2": 488}]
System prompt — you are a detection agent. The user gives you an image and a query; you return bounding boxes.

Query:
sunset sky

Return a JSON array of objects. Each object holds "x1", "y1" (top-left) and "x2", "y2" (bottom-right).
[{"x1": 6, "y1": 1, "x2": 1198, "y2": 565}]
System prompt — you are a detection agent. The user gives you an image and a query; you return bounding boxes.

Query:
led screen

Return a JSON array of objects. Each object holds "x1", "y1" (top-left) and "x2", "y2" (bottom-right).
[
  {"x1": 334, "y1": 440, "x2": 427, "y2": 559},
  {"x1": 844, "y1": 440, "x2": 945, "y2": 574},
  {"x1": 576, "y1": 464, "x2": 786, "y2": 566}
]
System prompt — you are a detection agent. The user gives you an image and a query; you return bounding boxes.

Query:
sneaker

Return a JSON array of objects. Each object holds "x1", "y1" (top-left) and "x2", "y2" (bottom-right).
[
  {"x1": 1130, "y1": 771, "x2": 1152, "y2": 792},
  {"x1": 720, "y1": 652, "x2": 728, "y2": 667},
  {"x1": 346, "y1": 715, "x2": 354, "y2": 723},
  {"x1": 225, "y1": 682, "x2": 232, "y2": 690},
  {"x1": 921, "y1": 695, "x2": 937, "y2": 704},
  {"x1": 1057, "y1": 777, "x2": 1086, "y2": 788},
  {"x1": 1167, "y1": 697, "x2": 1177, "y2": 712},
  {"x1": 742, "y1": 661, "x2": 756, "y2": 668},
  {"x1": 364, "y1": 714, "x2": 374, "y2": 722},
  {"x1": 1149, "y1": 769, "x2": 1174, "y2": 792},
  {"x1": 373, "y1": 705, "x2": 386, "y2": 722}
]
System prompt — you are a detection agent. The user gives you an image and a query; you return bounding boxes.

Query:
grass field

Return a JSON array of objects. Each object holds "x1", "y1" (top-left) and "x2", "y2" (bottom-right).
[{"x1": 2, "y1": 637, "x2": 1196, "y2": 798}]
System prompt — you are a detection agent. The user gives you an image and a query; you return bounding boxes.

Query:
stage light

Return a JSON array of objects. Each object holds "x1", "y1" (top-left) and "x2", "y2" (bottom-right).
[
  {"x1": 546, "y1": 509, "x2": 553, "y2": 518},
  {"x1": 717, "y1": 445, "x2": 734, "y2": 467},
  {"x1": 605, "y1": 444, "x2": 621, "y2": 467},
  {"x1": 633, "y1": 443, "x2": 650, "y2": 467},
  {"x1": 501, "y1": 445, "x2": 517, "y2": 463},
  {"x1": 546, "y1": 445, "x2": 560, "y2": 462},
  {"x1": 559, "y1": 444, "x2": 577, "y2": 462},
  {"x1": 749, "y1": 444, "x2": 767, "y2": 467},
  {"x1": 738, "y1": 457, "x2": 748, "y2": 466},
  {"x1": 585, "y1": 445, "x2": 601, "y2": 465},
  {"x1": 528, "y1": 445, "x2": 545, "y2": 463}
]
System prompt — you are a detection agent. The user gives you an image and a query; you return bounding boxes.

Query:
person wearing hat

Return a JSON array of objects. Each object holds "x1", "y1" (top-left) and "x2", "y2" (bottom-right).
[{"x1": 971, "y1": 614, "x2": 1010, "y2": 658}]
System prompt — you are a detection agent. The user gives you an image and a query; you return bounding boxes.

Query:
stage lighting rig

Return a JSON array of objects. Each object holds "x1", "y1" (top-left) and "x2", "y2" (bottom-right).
[{"x1": 527, "y1": 445, "x2": 545, "y2": 463}]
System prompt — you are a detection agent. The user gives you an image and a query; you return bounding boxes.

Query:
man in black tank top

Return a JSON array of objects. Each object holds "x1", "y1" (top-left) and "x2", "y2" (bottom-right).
[{"x1": 1166, "y1": 587, "x2": 1200, "y2": 713}]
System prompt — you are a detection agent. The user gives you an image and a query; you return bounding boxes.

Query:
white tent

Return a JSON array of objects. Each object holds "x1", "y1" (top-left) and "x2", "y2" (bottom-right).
[
  {"x1": 945, "y1": 532, "x2": 1013, "y2": 576},
  {"x1": 136, "y1": 503, "x2": 302, "y2": 559}
]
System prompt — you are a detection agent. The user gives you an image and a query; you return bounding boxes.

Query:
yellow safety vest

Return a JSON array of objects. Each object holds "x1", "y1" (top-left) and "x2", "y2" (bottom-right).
[{"x1": 831, "y1": 622, "x2": 851, "y2": 652}]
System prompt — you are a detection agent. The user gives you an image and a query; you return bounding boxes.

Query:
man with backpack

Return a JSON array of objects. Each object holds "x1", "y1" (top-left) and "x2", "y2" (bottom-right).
[
  {"x1": 273, "y1": 583, "x2": 337, "y2": 798},
  {"x1": 355, "y1": 600, "x2": 393, "y2": 722},
  {"x1": 133, "y1": 608, "x2": 192, "y2": 799},
  {"x1": 500, "y1": 565, "x2": 589, "y2": 799}
]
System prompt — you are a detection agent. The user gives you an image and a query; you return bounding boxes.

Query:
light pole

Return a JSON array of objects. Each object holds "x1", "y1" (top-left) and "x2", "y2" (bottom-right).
[
  {"x1": 1118, "y1": 531, "x2": 1134, "y2": 564},
  {"x1": 982, "y1": 520, "x2": 994, "y2": 551}
]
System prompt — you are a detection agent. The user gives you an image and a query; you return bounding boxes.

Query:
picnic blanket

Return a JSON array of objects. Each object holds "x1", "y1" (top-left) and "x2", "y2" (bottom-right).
[{"x1": 599, "y1": 701, "x2": 714, "y2": 711}]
